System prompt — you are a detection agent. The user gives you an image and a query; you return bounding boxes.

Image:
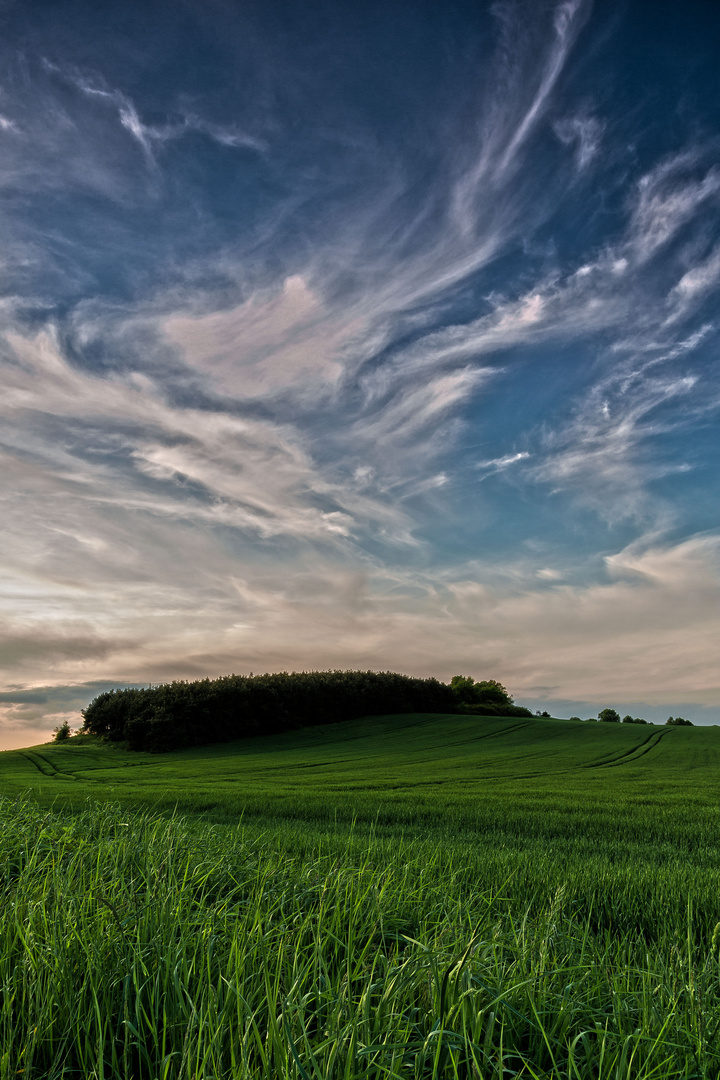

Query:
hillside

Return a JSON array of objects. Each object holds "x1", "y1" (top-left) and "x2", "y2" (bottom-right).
[
  {"x1": 2, "y1": 712, "x2": 718, "y2": 829},
  {"x1": 4, "y1": 713, "x2": 720, "y2": 1079}
]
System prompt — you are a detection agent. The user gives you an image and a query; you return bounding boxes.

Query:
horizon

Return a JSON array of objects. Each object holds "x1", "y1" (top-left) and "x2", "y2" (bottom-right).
[
  {"x1": 1, "y1": 0, "x2": 719, "y2": 749},
  {"x1": 2, "y1": 673, "x2": 717, "y2": 753}
]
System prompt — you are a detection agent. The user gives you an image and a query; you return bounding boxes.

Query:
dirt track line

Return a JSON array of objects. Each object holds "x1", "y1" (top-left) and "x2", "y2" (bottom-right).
[
  {"x1": 601, "y1": 729, "x2": 670, "y2": 767},
  {"x1": 588, "y1": 729, "x2": 669, "y2": 769},
  {"x1": 478, "y1": 721, "x2": 534, "y2": 741},
  {"x1": 20, "y1": 751, "x2": 59, "y2": 777},
  {"x1": 583, "y1": 727, "x2": 662, "y2": 768},
  {"x1": 19, "y1": 751, "x2": 80, "y2": 781}
]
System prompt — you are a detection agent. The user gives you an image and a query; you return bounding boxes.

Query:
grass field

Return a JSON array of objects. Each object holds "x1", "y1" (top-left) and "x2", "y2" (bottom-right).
[{"x1": 2, "y1": 713, "x2": 720, "y2": 1078}]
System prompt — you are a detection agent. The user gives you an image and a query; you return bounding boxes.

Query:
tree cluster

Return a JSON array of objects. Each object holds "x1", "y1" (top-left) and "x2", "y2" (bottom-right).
[
  {"x1": 589, "y1": 711, "x2": 694, "y2": 726},
  {"x1": 588, "y1": 709, "x2": 648, "y2": 724},
  {"x1": 82, "y1": 670, "x2": 457, "y2": 753},
  {"x1": 448, "y1": 676, "x2": 532, "y2": 718},
  {"x1": 81, "y1": 670, "x2": 534, "y2": 753}
]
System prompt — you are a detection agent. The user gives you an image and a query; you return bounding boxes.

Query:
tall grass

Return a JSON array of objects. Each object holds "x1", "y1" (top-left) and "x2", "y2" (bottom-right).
[{"x1": 2, "y1": 797, "x2": 720, "y2": 1079}]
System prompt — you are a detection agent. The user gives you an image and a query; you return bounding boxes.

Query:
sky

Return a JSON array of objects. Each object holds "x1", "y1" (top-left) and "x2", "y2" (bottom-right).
[{"x1": 1, "y1": 0, "x2": 719, "y2": 748}]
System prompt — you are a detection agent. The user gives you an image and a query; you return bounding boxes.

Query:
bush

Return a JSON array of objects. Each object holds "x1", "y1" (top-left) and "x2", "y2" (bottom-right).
[
  {"x1": 598, "y1": 708, "x2": 621, "y2": 723},
  {"x1": 52, "y1": 721, "x2": 71, "y2": 742},
  {"x1": 666, "y1": 716, "x2": 693, "y2": 727}
]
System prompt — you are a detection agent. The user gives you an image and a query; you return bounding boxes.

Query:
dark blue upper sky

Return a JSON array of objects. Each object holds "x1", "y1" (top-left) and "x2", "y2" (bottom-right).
[{"x1": 1, "y1": 0, "x2": 719, "y2": 744}]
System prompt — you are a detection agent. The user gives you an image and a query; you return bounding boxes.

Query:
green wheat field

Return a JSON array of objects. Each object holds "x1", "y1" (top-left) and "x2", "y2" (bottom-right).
[{"x1": 3, "y1": 714, "x2": 720, "y2": 1078}]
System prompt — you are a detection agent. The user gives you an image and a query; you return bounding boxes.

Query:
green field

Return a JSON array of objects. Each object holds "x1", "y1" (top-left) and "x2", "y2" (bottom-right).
[
  {"x1": 4, "y1": 711, "x2": 719, "y2": 820},
  {"x1": 3, "y1": 714, "x2": 720, "y2": 1078}
]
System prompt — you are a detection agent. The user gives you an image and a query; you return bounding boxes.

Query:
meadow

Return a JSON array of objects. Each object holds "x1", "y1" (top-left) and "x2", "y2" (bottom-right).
[{"x1": 2, "y1": 713, "x2": 720, "y2": 1078}]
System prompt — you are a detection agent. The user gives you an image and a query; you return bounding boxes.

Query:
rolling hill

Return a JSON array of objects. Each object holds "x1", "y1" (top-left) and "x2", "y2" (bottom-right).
[
  {"x1": 2, "y1": 712, "x2": 718, "y2": 831},
  {"x1": 3, "y1": 713, "x2": 720, "y2": 1078}
]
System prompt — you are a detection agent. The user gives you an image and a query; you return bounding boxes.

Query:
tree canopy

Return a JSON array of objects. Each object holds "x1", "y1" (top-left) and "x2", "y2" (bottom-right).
[
  {"x1": 81, "y1": 670, "x2": 532, "y2": 752},
  {"x1": 450, "y1": 676, "x2": 513, "y2": 706}
]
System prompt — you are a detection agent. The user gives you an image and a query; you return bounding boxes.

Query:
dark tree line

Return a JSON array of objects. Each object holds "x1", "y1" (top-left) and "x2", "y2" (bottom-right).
[
  {"x1": 573, "y1": 710, "x2": 694, "y2": 726},
  {"x1": 81, "y1": 670, "x2": 532, "y2": 753}
]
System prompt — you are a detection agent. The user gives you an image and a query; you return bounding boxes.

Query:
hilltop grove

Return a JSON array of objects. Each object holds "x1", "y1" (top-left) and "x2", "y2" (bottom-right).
[{"x1": 81, "y1": 670, "x2": 533, "y2": 752}]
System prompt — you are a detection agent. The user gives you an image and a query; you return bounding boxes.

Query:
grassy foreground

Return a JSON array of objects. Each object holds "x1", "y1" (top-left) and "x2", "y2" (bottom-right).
[{"x1": 2, "y1": 714, "x2": 720, "y2": 1078}]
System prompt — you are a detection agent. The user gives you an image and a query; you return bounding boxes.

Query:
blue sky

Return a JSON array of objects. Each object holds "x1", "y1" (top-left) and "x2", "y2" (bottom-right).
[{"x1": 1, "y1": 0, "x2": 719, "y2": 746}]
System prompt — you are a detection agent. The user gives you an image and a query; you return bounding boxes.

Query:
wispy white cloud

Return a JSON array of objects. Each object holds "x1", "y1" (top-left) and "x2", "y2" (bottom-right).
[
  {"x1": 495, "y1": 0, "x2": 590, "y2": 177},
  {"x1": 0, "y1": 326, "x2": 419, "y2": 546},
  {"x1": 670, "y1": 243, "x2": 720, "y2": 318},
  {"x1": 536, "y1": 567, "x2": 562, "y2": 580},
  {"x1": 627, "y1": 151, "x2": 720, "y2": 264},
  {"x1": 530, "y1": 364, "x2": 700, "y2": 524},
  {"x1": 352, "y1": 366, "x2": 493, "y2": 466},
  {"x1": 475, "y1": 451, "x2": 531, "y2": 481},
  {"x1": 164, "y1": 274, "x2": 364, "y2": 397},
  {"x1": 49, "y1": 63, "x2": 264, "y2": 170},
  {"x1": 553, "y1": 114, "x2": 604, "y2": 170},
  {"x1": 451, "y1": 0, "x2": 590, "y2": 235}
]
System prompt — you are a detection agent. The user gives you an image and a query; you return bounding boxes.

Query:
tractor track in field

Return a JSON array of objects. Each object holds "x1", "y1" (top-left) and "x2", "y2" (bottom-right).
[
  {"x1": 233, "y1": 721, "x2": 540, "y2": 776},
  {"x1": 354, "y1": 728, "x2": 673, "y2": 787},
  {"x1": 584, "y1": 728, "x2": 669, "y2": 769},
  {"x1": 19, "y1": 750, "x2": 100, "y2": 782},
  {"x1": 20, "y1": 751, "x2": 72, "y2": 779},
  {"x1": 475, "y1": 720, "x2": 535, "y2": 741}
]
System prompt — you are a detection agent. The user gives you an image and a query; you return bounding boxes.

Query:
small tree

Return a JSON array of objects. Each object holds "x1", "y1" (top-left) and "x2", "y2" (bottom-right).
[
  {"x1": 53, "y1": 721, "x2": 71, "y2": 742},
  {"x1": 666, "y1": 716, "x2": 693, "y2": 726},
  {"x1": 598, "y1": 708, "x2": 621, "y2": 723}
]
